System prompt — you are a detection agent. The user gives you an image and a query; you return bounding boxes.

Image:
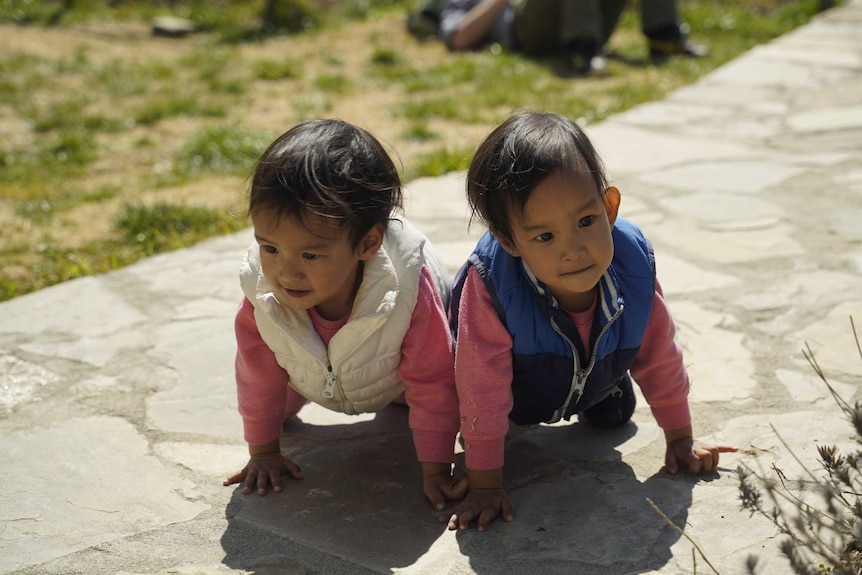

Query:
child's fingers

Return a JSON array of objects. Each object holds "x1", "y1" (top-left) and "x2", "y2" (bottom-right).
[
  {"x1": 693, "y1": 450, "x2": 712, "y2": 473},
  {"x1": 223, "y1": 469, "x2": 245, "y2": 486},
  {"x1": 501, "y1": 497, "x2": 515, "y2": 522},
  {"x1": 268, "y1": 469, "x2": 283, "y2": 493},
  {"x1": 476, "y1": 508, "x2": 497, "y2": 532},
  {"x1": 447, "y1": 507, "x2": 480, "y2": 531},
  {"x1": 446, "y1": 512, "x2": 461, "y2": 530},
  {"x1": 664, "y1": 450, "x2": 680, "y2": 475},
  {"x1": 282, "y1": 459, "x2": 303, "y2": 480},
  {"x1": 459, "y1": 509, "x2": 480, "y2": 531},
  {"x1": 242, "y1": 469, "x2": 259, "y2": 494},
  {"x1": 450, "y1": 477, "x2": 469, "y2": 500},
  {"x1": 256, "y1": 471, "x2": 272, "y2": 496},
  {"x1": 425, "y1": 488, "x2": 446, "y2": 510},
  {"x1": 697, "y1": 445, "x2": 733, "y2": 472}
]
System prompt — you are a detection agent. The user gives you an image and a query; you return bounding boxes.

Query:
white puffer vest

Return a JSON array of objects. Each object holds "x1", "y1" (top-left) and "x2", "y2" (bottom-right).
[{"x1": 239, "y1": 217, "x2": 450, "y2": 415}]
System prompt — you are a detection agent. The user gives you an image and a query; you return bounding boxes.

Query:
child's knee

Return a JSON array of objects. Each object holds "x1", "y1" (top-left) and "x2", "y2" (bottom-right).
[{"x1": 578, "y1": 374, "x2": 636, "y2": 428}]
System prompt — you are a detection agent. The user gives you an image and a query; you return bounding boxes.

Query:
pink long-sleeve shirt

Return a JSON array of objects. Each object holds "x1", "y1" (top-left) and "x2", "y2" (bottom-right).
[
  {"x1": 455, "y1": 266, "x2": 691, "y2": 471},
  {"x1": 235, "y1": 266, "x2": 460, "y2": 464}
]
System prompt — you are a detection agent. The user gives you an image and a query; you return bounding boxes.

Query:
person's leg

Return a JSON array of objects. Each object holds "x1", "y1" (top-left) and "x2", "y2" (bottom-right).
[
  {"x1": 640, "y1": 0, "x2": 678, "y2": 35},
  {"x1": 641, "y1": 0, "x2": 708, "y2": 62},
  {"x1": 578, "y1": 373, "x2": 637, "y2": 428},
  {"x1": 596, "y1": 0, "x2": 628, "y2": 49},
  {"x1": 512, "y1": 0, "x2": 565, "y2": 55},
  {"x1": 558, "y1": 0, "x2": 611, "y2": 75},
  {"x1": 557, "y1": 0, "x2": 602, "y2": 48},
  {"x1": 513, "y1": 0, "x2": 609, "y2": 75}
]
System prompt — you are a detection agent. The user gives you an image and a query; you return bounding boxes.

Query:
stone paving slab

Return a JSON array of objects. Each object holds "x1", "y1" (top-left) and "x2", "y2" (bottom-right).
[{"x1": 2, "y1": 2, "x2": 862, "y2": 574}]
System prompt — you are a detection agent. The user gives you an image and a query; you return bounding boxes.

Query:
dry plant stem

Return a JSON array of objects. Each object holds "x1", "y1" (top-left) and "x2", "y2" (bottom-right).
[
  {"x1": 852, "y1": 316, "x2": 861, "y2": 361},
  {"x1": 803, "y1": 341, "x2": 852, "y2": 414},
  {"x1": 646, "y1": 497, "x2": 720, "y2": 575},
  {"x1": 745, "y1": 465, "x2": 843, "y2": 568},
  {"x1": 744, "y1": 459, "x2": 843, "y2": 530},
  {"x1": 770, "y1": 423, "x2": 819, "y2": 482}
]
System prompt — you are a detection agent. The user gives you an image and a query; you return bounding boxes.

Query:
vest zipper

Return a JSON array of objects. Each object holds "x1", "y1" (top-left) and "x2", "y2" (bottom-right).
[
  {"x1": 548, "y1": 301, "x2": 624, "y2": 423},
  {"x1": 322, "y1": 365, "x2": 338, "y2": 399}
]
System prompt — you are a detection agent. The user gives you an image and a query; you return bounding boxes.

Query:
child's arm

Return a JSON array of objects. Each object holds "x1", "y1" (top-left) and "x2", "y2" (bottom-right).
[
  {"x1": 442, "y1": 0, "x2": 509, "y2": 51},
  {"x1": 631, "y1": 281, "x2": 737, "y2": 473},
  {"x1": 400, "y1": 267, "x2": 465, "y2": 508},
  {"x1": 224, "y1": 297, "x2": 303, "y2": 494},
  {"x1": 445, "y1": 267, "x2": 515, "y2": 530}
]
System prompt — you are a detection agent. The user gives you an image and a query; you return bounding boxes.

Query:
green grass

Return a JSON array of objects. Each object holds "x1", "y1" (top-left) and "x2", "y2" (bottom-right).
[
  {"x1": 116, "y1": 202, "x2": 247, "y2": 255},
  {"x1": 134, "y1": 96, "x2": 226, "y2": 126},
  {"x1": 0, "y1": 0, "x2": 838, "y2": 301},
  {"x1": 406, "y1": 146, "x2": 475, "y2": 182},
  {"x1": 253, "y1": 57, "x2": 304, "y2": 80},
  {"x1": 172, "y1": 124, "x2": 273, "y2": 180},
  {"x1": 0, "y1": 130, "x2": 100, "y2": 186}
]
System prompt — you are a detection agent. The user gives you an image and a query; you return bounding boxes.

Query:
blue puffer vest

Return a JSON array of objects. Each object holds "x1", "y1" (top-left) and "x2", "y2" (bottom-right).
[{"x1": 450, "y1": 217, "x2": 656, "y2": 425}]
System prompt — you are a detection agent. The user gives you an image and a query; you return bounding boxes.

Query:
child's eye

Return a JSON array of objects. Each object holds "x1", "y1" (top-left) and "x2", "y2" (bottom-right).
[
  {"x1": 262, "y1": 245, "x2": 277, "y2": 254},
  {"x1": 302, "y1": 253, "x2": 319, "y2": 260},
  {"x1": 578, "y1": 216, "x2": 594, "y2": 228},
  {"x1": 534, "y1": 232, "x2": 553, "y2": 243}
]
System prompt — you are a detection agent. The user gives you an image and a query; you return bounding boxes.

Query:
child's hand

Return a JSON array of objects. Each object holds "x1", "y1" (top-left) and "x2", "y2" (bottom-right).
[
  {"x1": 439, "y1": 468, "x2": 513, "y2": 531},
  {"x1": 422, "y1": 462, "x2": 469, "y2": 511},
  {"x1": 442, "y1": 487, "x2": 515, "y2": 532},
  {"x1": 665, "y1": 436, "x2": 738, "y2": 475},
  {"x1": 223, "y1": 452, "x2": 303, "y2": 495}
]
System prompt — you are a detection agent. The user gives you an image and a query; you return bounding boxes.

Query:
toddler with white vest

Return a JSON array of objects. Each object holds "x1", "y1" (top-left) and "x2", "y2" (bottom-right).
[{"x1": 224, "y1": 119, "x2": 464, "y2": 511}]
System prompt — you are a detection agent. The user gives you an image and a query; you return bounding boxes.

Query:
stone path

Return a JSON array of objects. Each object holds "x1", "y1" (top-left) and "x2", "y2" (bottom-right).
[{"x1": 2, "y1": 2, "x2": 862, "y2": 573}]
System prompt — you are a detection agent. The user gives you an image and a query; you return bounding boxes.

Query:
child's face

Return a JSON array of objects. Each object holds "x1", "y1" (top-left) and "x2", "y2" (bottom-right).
[
  {"x1": 252, "y1": 210, "x2": 382, "y2": 321},
  {"x1": 500, "y1": 172, "x2": 619, "y2": 313}
]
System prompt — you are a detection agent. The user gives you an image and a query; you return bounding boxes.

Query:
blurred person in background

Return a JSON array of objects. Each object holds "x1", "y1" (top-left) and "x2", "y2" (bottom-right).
[{"x1": 433, "y1": 0, "x2": 706, "y2": 76}]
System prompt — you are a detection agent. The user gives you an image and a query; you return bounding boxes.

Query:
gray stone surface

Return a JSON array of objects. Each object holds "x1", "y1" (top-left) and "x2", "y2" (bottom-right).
[{"x1": 2, "y1": 3, "x2": 862, "y2": 573}]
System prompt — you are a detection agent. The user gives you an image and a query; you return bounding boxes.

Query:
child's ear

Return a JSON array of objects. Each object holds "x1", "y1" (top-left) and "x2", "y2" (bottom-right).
[
  {"x1": 493, "y1": 230, "x2": 520, "y2": 258},
  {"x1": 603, "y1": 186, "x2": 621, "y2": 225},
  {"x1": 357, "y1": 223, "x2": 385, "y2": 260}
]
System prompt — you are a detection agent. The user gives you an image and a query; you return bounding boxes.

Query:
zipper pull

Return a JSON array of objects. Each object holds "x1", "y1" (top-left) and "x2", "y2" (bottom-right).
[
  {"x1": 572, "y1": 373, "x2": 587, "y2": 405},
  {"x1": 323, "y1": 367, "x2": 337, "y2": 399}
]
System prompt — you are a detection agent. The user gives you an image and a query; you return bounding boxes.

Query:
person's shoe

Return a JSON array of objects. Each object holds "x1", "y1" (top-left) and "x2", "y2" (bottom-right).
[
  {"x1": 572, "y1": 52, "x2": 609, "y2": 77},
  {"x1": 647, "y1": 22, "x2": 709, "y2": 64},
  {"x1": 570, "y1": 39, "x2": 610, "y2": 77},
  {"x1": 588, "y1": 52, "x2": 609, "y2": 76}
]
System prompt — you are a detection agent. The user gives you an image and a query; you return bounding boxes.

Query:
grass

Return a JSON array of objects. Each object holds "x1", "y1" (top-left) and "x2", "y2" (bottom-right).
[{"x1": 0, "y1": 0, "x2": 837, "y2": 301}]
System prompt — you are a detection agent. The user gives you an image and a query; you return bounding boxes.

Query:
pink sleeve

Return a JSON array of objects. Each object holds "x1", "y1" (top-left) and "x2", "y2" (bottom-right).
[
  {"x1": 235, "y1": 297, "x2": 289, "y2": 445},
  {"x1": 399, "y1": 266, "x2": 460, "y2": 464},
  {"x1": 454, "y1": 266, "x2": 513, "y2": 471},
  {"x1": 629, "y1": 280, "x2": 692, "y2": 430}
]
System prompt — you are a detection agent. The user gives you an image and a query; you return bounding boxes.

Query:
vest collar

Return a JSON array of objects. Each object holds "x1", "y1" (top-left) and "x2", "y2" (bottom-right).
[{"x1": 521, "y1": 259, "x2": 623, "y2": 326}]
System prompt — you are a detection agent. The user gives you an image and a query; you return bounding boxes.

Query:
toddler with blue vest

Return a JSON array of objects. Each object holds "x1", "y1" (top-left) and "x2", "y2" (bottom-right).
[
  {"x1": 224, "y1": 119, "x2": 465, "y2": 510},
  {"x1": 445, "y1": 111, "x2": 737, "y2": 531}
]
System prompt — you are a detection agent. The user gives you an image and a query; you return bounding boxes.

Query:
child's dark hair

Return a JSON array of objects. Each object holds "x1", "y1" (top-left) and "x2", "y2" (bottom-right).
[
  {"x1": 466, "y1": 111, "x2": 608, "y2": 245},
  {"x1": 248, "y1": 119, "x2": 403, "y2": 248}
]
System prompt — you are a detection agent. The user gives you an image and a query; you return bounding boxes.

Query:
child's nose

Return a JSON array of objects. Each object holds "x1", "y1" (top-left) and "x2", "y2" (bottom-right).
[
  {"x1": 562, "y1": 234, "x2": 586, "y2": 261},
  {"x1": 278, "y1": 256, "x2": 304, "y2": 281}
]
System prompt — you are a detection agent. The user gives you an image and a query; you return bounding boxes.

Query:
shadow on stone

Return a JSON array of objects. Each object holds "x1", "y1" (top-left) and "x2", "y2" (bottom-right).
[
  {"x1": 453, "y1": 422, "x2": 695, "y2": 574},
  {"x1": 220, "y1": 405, "x2": 447, "y2": 573}
]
